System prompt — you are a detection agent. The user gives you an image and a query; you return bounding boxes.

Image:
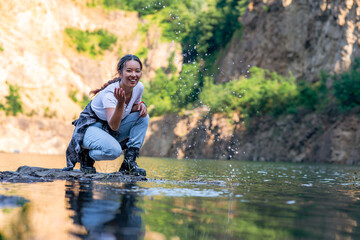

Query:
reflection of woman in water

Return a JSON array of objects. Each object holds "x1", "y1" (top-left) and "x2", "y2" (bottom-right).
[
  {"x1": 63, "y1": 54, "x2": 149, "y2": 176},
  {"x1": 65, "y1": 181, "x2": 144, "y2": 239}
]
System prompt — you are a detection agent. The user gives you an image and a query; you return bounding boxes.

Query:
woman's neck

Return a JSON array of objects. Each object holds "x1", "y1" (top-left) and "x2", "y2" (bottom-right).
[{"x1": 119, "y1": 81, "x2": 133, "y2": 93}]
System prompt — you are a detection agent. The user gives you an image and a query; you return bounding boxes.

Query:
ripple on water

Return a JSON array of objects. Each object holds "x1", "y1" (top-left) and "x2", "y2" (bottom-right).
[{"x1": 141, "y1": 187, "x2": 225, "y2": 198}]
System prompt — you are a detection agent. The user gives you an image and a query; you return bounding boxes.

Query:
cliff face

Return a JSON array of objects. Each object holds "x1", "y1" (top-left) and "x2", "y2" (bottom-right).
[
  {"x1": 0, "y1": 0, "x2": 182, "y2": 122},
  {"x1": 216, "y1": 0, "x2": 360, "y2": 83},
  {"x1": 142, "y1": 110, "x2": 360, "y2": 165},
  {"x1": 0, "y1": 0, "x2": 181, "y2": 154}
]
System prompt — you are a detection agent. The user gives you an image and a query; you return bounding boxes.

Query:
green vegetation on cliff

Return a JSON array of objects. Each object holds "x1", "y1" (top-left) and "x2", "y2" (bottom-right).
[
  {"x1": 333, "y1": 58, "x2": 360, "y2": 111},
  {"x1": 69, "y1": 89, "x2": 91, "y2": 109},
  {"x1": 0, "y1": 82, "x2": 23, "y2": 116},
  {"x1": 65, "y1": 28, "x2": 117, "y2": 57},
  {"x1": 145, "y1": 59, "x2": 360, "y2": 125}
]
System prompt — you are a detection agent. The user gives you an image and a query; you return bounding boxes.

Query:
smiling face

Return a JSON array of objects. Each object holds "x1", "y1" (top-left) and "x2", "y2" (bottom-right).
[{"x1": 119, "y1": 60, "x2": 142, "y2": 89}]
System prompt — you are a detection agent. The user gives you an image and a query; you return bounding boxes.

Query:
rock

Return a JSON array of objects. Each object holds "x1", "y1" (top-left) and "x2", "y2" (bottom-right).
[{"x1": 0, "y1": 166, "x2": 147, "y2": 183}]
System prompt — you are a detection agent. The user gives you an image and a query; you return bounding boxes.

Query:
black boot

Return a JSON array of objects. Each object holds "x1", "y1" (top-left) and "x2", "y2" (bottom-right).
[
  {"x1": 80, "y1": 149, "x2": 96, "y2": 174},
  {"x1": 119, "y1": 147, "x2": 146, "y2": 176}
]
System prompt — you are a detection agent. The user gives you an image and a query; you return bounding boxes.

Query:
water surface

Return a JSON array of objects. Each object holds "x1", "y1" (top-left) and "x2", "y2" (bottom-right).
[{"x1": 1, "y1": 153, "x2": 360, "y2": 239}]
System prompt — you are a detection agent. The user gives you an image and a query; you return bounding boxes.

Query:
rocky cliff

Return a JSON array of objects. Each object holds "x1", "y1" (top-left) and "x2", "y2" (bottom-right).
[
  {"x1": 142, "y1": 109, "x2": 360, "y2": 164},
  {"x1": 0, "y1": 0, "x2": 182, "y2": 122},
  {"x1": 217, "y1": 0, "x2": 360, "y2": 83},
  {"x1": 0, "y1": 0, "x2": 181, "y2": 154}
]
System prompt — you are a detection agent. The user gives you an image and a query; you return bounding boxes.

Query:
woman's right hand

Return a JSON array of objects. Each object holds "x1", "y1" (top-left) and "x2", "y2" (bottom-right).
[{"x1": 114, "y1": 87, "x2": 126, "y2": 104}]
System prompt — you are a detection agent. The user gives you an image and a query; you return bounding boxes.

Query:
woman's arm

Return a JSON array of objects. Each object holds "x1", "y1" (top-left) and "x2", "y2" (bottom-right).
[
  {"x1": 105, "y1": 88, "x2": 126, "y2": 131},
  {"x1": 130, "y1": 102, "x2": 147, "y2": 117}
]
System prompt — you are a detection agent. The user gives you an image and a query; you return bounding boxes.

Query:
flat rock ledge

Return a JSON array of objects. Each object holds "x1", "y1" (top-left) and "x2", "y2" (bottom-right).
[{"x1": 0, "y1": 166, "x2": 147, "y2": 183}]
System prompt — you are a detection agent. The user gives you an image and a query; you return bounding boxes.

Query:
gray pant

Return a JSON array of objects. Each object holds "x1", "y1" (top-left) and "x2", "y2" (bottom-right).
[{"x1": 82, "y1": 112, "x2": 149, "y2": 161}]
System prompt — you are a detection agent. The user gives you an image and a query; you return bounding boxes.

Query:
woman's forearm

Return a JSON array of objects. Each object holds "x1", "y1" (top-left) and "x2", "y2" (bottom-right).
[{"x1": 108, "y1": 102, "x2": 124, "y2": 131}]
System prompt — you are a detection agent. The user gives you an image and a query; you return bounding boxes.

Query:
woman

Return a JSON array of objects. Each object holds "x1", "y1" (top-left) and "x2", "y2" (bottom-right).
[{"x1": 63, "y1": 54, "x2": 149, "y2": 176}]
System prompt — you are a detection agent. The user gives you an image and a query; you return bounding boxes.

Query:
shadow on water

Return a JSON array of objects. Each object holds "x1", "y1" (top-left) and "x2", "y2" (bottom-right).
[{"x1": 65, "y1": 181, "x2": 144, "y2": 240}]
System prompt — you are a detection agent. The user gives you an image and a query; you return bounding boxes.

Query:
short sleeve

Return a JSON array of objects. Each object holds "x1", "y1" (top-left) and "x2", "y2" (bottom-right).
[
  {"x1": 134, "y1": 83, "x2": 144, "y2": 104},
  {"x1": 102, "y1": 92, "x2": 117, "y2": 109}
]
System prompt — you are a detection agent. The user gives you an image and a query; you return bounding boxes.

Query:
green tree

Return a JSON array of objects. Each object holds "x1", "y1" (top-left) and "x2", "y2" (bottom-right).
[
  {"x1": 333, "y1": 58, "x2": 360, "y2": 110},
  {"x1": 4, "y1": 83, "x2": 23, "y2": 116},
  {"x1": 172, "y1": 63, "x2": 202, "y2": 108}
]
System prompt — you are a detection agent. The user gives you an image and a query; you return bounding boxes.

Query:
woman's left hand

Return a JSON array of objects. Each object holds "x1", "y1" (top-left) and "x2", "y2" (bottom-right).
[{"x1": 138, "y1": 103, "x2": 147, "y2": 117}]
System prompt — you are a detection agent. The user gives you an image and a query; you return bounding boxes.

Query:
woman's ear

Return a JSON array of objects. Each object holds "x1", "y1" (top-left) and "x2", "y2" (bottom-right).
[{"x1": 118, "y1": 70, "x2": 123, "y2": 79}]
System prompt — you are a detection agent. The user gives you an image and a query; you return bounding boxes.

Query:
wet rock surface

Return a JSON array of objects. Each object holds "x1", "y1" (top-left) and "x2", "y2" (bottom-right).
[{"x1": 0, "y1": 166, "x2": 147, "y2": 183}]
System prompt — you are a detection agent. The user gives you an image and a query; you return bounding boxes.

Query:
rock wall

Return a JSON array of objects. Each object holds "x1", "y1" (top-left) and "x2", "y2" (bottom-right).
[
  {"x1": 142, "y1": 110, "x2": 360, "y2": 165},
  {"x1": 217, "y1": 0, "x2": 360, "y2": 83},
  {"x1": 0, "y1": 116, "x2": 73, "y2": 154},
  {"x1": 0, "y1": 0, "x2": 182, "y2": 122}
]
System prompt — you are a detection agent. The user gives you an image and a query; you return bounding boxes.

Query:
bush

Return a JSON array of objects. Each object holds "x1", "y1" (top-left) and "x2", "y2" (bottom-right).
[
  {"x1": 200, "y1": 67, "x2": 302, "y2": 119},
  {"x1": 65, "y1": 28, "x2": 117, "y2": 57},
  {"x1": 2, "y1": 83, "x2": 23, "y2": 116},
  {"x1": 333, "y1": 59, "x2": 360, "y2": 110},
  {"x1": 69, "y1": 89, "x2": 91, "y2": 109},
  {"x1": 172, "y1": 63, "x2": 202, "y2": 108},
  {"x1": 135, "y1": 47, "x2": 149, "y2": 61},
  {"x1": 142, "y1": 68, "x2": 178, "y2": 116}
]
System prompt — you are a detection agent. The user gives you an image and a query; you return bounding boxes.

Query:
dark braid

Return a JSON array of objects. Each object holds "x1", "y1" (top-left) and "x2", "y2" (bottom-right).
[{"x1": 89, "y1": 54, "x2": 143, "y2": 96}]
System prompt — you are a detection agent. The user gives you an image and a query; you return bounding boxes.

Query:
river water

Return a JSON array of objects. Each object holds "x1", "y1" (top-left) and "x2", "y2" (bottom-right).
[{"x1": 0, "y1": 153, "x2": 360, "y2": 240}]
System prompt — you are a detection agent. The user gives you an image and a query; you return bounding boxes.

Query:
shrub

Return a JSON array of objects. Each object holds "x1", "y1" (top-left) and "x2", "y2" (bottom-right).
[
  {"x1": 172, "y1": 63, "x2": 202, "y2": 109},
  {"x1": 2, "y1": 83, "x2": 23, "y2": 116},
  {"x1": 333, "y1": 58, "x2": 360, "y2": 110},
  {"x1": 142, "y1": 68, "x2": 177, "y2": 116},
  {"x1": 44, "y1": 107, "x2": 57, "y2": 118},
  {"x1": 200, "y1": 67, "x2": 299, "y2": 118},
  {"x1": 69, "y1": 89, "x2": 91, "y2": 109},
  {"x1": 135, "y1": 47, "x2": 149, "y2": 61},
  {"x1": 65, "y1": 28, "x2": 117, "y2": 57}
]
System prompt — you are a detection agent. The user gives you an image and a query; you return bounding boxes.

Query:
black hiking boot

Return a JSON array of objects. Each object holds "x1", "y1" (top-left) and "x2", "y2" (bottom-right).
[
  {"x1": 119, "y1": 147, "x2": 146, "y2": 176},
  {"x1": 80, "y1": 149, "x2": 96, "y2": 174}
]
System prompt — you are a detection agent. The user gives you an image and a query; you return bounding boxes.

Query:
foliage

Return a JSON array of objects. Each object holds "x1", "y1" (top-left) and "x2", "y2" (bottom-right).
[
  {"x1": 142, "y1": 68, "x2": 178, "y2": 116},
  {"x1": 69, "y1": 90, "x2": 91, "y2": 109},
  {"x1": 43, "y1": 107, "x2": 57, "y2": 118},
  {"x1": 135, "y1": 47, "x2": 149, "y2": 61},
  {"x1": 200, "y1": 67, "x2": 300, "y2": 118},
  {"x1": 172, "y1": 63, "x2": 201, "y2": 108},
  {"x1": 333, "y1": 58, "x2": 360, "y2": 110},
  {"x1": 181, "y1": 0, "x2": 247, "y2": 63},
  {"x1": 0, "y1": 45, "x2": 4, "y2": 52},
  {"x1": 0, "y1": 82, "x2": 23, "y2": 116},
  {"x1": 65, "y1": 28, "x2": 117, "y2": 57}
]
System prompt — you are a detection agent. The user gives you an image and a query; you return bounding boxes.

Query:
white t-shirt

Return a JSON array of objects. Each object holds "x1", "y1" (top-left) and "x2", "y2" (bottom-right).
[{"x1": 91, "y1": 81, "x2": 144, "y2": 121}]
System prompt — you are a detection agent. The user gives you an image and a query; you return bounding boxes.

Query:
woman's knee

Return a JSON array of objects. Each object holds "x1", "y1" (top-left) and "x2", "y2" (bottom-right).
[{"x1": 105, "y1": 146, "x2": 122, "y2": 159}]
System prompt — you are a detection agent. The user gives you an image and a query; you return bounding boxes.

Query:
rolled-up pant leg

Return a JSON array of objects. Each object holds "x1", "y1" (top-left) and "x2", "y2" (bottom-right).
[{"x1": 82, "y1": 122, "x2": 122, "y2": 161}]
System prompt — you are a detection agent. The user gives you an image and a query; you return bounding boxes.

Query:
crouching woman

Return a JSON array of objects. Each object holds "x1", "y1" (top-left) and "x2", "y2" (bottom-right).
[{"x1": 63, "y1": 54, "x2": 149, "y2": 176}]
